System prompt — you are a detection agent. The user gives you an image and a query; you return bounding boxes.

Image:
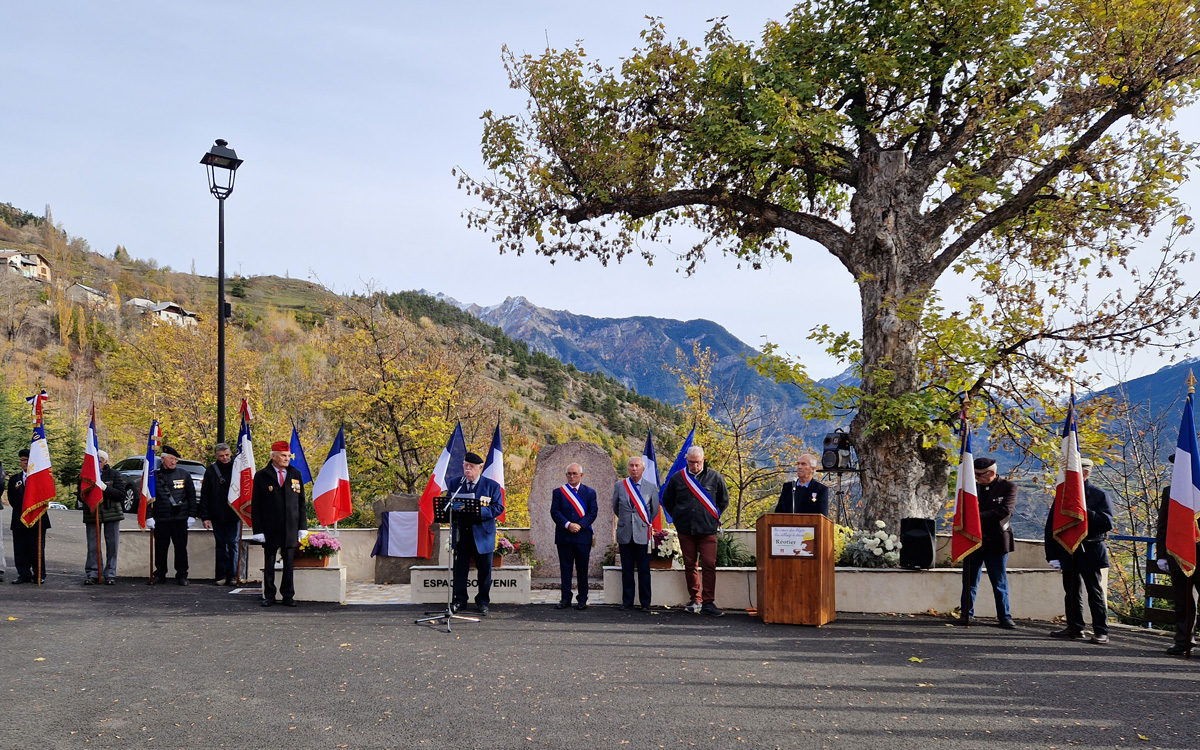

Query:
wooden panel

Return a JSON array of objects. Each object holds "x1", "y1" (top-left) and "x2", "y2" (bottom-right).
[
  {"x1": 1145, "y1": 584, "x2": 1176, "y2": 600},
  {"x1": 756, "y1": 514, "x2": 835, "y2": 626},
  {"x1": 1145, "y1": 607, "x2": 1178, "y2": 625}
]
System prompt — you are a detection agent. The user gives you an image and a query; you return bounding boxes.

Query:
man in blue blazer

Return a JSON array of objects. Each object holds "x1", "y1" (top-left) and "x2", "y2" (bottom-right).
[
  {"x1": 449, "y1": 451, "x2": 505, "y2": 616},
  {"x1": 774, "y1": 454, "x2": 830, "y2": 517},
  {"x1": 551, "y1": 463, "x2": 598, "y2": 609}
]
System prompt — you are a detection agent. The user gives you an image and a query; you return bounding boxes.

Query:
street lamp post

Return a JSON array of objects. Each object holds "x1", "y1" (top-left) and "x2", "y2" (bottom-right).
[{"x1": 200, "y1": 139, "x2": 243, "y2": 445}]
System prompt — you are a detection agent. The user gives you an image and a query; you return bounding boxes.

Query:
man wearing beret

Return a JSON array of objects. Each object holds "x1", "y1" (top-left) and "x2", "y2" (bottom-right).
[
  {"x1": 1045, "y1": 457, "x2": 1115, "y2": 644},
  {"x1": 252, "y1": 440, "x2": 308, "y2": 607},
  {"x1": 957, "y1": 456, "x2": 1018, "y2": 628},
  {"x1": 149, "y1": 445, "x2": 200, "y2": 585},
  {"x1": 448, "y1": 452, "x2": 505, "y2": 616}
]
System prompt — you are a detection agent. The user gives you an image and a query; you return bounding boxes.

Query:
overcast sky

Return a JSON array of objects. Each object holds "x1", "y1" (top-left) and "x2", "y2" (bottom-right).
[{"x1": 2, "y1": 1, "x2": 1197, "y2": 383}]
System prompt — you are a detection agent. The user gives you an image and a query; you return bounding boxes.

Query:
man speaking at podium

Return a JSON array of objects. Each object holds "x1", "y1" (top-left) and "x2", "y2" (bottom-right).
[{"x1": 449, "y1": 452, "x2": 504, "y2": 616}]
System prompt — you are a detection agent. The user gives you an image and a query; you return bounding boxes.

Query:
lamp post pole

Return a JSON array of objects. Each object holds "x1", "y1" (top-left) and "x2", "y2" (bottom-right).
[{"x1": 200, "y1": 139, "x2": 243, "y2": 446}]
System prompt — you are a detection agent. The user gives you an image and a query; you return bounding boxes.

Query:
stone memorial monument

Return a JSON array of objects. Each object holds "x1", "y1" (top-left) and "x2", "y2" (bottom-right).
[
  {"x1": 528, "y1": 441, "x2": 618, "y2": 578},
  {"x1": 372, "y1": 493, "x2": 443, "y2": 584}
]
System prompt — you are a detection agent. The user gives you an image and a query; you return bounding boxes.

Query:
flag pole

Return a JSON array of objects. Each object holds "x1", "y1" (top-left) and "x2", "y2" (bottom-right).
[
  {"x1": 234, "y1": 519, "x2": 242, "y2": 585},
  {"x1": 95, "y1": 515, "x2": 103, "y2": 584},
  {"x1": 36, "y1": 516, "x2": 43, "y2": 586},
  {"x1": 149, "y1": 529, "x2": 155, "y2": 584}
]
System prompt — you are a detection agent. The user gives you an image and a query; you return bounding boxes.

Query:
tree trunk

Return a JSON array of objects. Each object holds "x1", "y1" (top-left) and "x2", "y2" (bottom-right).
[{"x1": 847, "y1": 150, "x2": 951, "y2": 530}]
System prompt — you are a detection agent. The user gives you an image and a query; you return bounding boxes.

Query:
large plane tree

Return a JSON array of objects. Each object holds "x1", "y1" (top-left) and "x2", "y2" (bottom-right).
[{"x1": 460, "y1": 0, "x2": 1200, "y2": 524}]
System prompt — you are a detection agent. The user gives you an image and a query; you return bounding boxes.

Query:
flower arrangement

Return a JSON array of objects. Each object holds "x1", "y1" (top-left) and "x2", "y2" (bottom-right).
[
  {"x1": 496, "y1": 533, "x2": 541, "y2": 566},
  {"x1": 651, "y1": 528, "x2": 682, "y2": 561},
  {"x1": 838, "y1": 520, "x2": 902, "y2": 568},
  {"x1": 297, "y1": 531, "x2": 342, "y2": 559}
]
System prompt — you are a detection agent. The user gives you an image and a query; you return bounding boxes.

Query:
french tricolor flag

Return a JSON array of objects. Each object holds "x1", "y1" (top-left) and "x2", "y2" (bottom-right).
[
  {"x1": 80, "y1": 404, "x2": 107, "y2": 513},
  {"x1": 642, "y1": 429, "x2": 663, "y2": 532},
  {"x1": 416, "y1": 423, "x2": 465, "y2": 559},
  {"x1": 137, "y1": 420, "x2": 160, "y2": 530},
  {"x1": 950, "y1": 408, "x2": 982, "y2": 563},
  {"x1": 1051, "y1": 395, "x2": 1088, "y2": 554},
  {"x1": 21, "y1": 391, "x2": 55, "y2": 528},
  {"x1": 313, "y1": 427, "x2": 352, "y2": 526},
  {"x1": 1166, "y1": 388, "x2": 1200, "y2": 576},
  {"x1": 227, "y1": 400, "x2": 255, "y2": 527},
  {"x1": 482, "y1": 423, "x2": 506, "y2": 523}
]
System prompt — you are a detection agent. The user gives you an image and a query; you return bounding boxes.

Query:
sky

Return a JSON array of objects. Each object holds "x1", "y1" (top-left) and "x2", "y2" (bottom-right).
[{"x1": 2, "y1": 1, "x2": 1197, "y2": 384}]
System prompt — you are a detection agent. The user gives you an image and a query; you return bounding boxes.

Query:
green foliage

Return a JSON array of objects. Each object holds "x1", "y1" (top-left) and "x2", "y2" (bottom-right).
[
  {"x1": 48, "y1": 416, "x2": 84, "y2": 503},
  {"x1": 715, "y1": 533, "x2": 755, "y2": 567},
  {"x1": 229, "y1": 277, "x2": 248, "y2": 298}
]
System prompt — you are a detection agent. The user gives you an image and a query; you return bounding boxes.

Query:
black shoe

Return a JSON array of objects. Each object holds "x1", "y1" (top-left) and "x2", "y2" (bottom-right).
[
  {"x1": 574, "y1": 602, "x2": 588, "y2": 610},
  {"x1": 1166, "y1": 644, "x2": 1194, "y2": 656},
  {"x1": 261, "y1": 599, "x2": 274, "y2": 607},
  {"x1": 619, "y1": 604, "x2": 632, "y2": 610},
  {"x1": 955, "y1": 615, "x2": 971, "y2": 626},
  {"x1": 477, "y1": 605, "x2": 489, "y2": 617},
  {"x1": 640, "y1": 605, "x2": 652, "y2": 612},
  {"x1": 450, "y1": 603, "x2": 462, "y2": 614},
  {"x1": 555, "y1": 601, "x2": 571, "y2": 609},
  {"x1": 282, "y1": 600, "x2": 297, "y2": 608},
  {"x1": 151, "y1": 576, "x2": 166, "y2": 585},
  {"x1": 11, "y1": 577, "x2": 31, "y2": 585},
  {"x1": 1090, "y1": 633, "x2": 1109, "y2": 644},
  {"x1": 998, "y1": 619, "x2": 1016, "y2": 629},
  {"x1": 701, "y1": 603, "x2": 725, "y2": 617},
  {"x1": 177, "y1": 577, "x2": 189, "y2": 586},
  {"x1": 1049, "y1": 628, "x2": 1084, "y2": 639},
  {"x1": 83, "y1": 578, "x2": 98, "y2": 586},
  {"x1": 104, "y1": 579, "x2": 115, "y2": 586}
]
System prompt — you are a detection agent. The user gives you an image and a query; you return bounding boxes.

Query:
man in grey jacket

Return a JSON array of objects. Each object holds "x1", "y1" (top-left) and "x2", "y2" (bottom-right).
[
  {"x1": 661, "y1": 445, "x2": 729, "y2": 616},
  {"x1": 612, "y1": 456, "x2": 660, "y2": 611}
]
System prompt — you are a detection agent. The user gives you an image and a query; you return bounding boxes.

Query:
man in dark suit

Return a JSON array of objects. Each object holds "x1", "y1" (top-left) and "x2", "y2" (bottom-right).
[
  {"x1": 252, "y1": 440, "x2": 308, "y2": 607},
  {"x1": 200, "y1": 442, "x2": 239, "y2": 586},
  {"x1": 448, "y1": 451, "x2": 505, "y2": 616},
  {"x1": 957, "y1": 456, "x2": 1018, "y2": 628},
  {"x1": 9, "y1": 449, "x2": 49, "y2": 584},
  {"x1": 1045, "y1": 458, "x2": 1115, "y2": 644},
  {"x1": 1154, "y1": 455, "x2": 1200, "y2": 656},
  {"x1": 774, "y1": 454, "x2": 830, "y2": 516},
  {"x1": 149, "y1": 445, "x2": 200, "y2": 585},
  {"x1": 551, "y1": 463, "x2": 598, "y2": 610}
]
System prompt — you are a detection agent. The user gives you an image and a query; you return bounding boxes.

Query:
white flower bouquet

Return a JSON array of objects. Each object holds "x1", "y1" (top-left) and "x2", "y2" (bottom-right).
[{"x1": 839, "y1": 520, "x2": 903, "y2": 568}]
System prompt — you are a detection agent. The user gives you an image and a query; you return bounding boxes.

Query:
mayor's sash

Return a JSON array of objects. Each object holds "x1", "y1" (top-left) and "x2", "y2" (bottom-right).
[
  {"x1": 622, "y1": 477, "x2": 651, "y2": 524},
  {"x1": 680, "y1": 469, "x2": 721, "y2": 520},
  {"x1": 560, "y1": 484, "x2": 586, "y2": 518}
]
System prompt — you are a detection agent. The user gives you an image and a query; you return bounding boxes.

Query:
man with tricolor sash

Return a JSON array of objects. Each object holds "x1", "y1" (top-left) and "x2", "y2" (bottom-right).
[
  {"x1": 612, "y1": 456, "x2": 659, "y2": 611},
  {"x1": 551, "y1": 463, "x2": 598, "y2": 610},
  {"x1": 1045, "y1": 458, "x2": 1115, "y2": 644},
  {"x1": 661, "y1": 444, "x2": 729, "y2": 616}
]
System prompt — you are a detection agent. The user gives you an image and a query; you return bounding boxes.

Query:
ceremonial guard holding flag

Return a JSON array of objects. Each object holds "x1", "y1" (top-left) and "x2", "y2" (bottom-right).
[
  {"x1": 80, "y1": 450, "x2": 126, "y2": 585},
  {"x1": 252, "y1": 440, "x2": 309, "y2": 607},
  {"x1": 1154, "y1": 374, "x2": 1200, "y2": 656},
  {"x1": 151, "y1": 445, "x2": 200, "y2": 585},
  {"x1": 661, "y1": 444, "x2": 729, "y2": 616},
  {"x1": 1155, "y1": 465, "x2": 1200, "y2": 656},
  {"x1": 9, "y1": 449, "x2": 48, "y2": 584},
  {"x1": 200, "y1": 443, "x2": 239, "y2": 585},
  {"x1": 551, "y1": 463, "x2": 598, "y2": 610},
  {"x1": 958, "y1": 457, "x2": 1017, "y2": 628},
  {"x1": 1045, "y1": 457, "x2": 1115, "y2": 643},
  {"x1": 612, "y1": 456, "x2": 659, "y2": 610}
]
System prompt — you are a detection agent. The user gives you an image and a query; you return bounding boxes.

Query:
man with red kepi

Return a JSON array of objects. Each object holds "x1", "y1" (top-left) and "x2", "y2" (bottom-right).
[
  {"x1": 252, "y1": 440, "x2": 308, "y2": 607},
  {"x1": 661, "y1": 445, "x2": 729, "y2": 616}
]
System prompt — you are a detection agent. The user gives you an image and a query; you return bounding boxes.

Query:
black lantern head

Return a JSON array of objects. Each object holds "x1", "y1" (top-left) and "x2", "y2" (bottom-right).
[{"x1": 201, "y1": 139, "x2": 243, "y2": 199}]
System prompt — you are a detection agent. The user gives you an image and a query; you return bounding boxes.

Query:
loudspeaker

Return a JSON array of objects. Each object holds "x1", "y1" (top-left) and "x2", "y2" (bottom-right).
[
  {"x1": 820, "y1": 429, "x2": 853, "y2": 471},
  {"x1": 899, "y1": 517, "x2": 935, "y2": 569}
]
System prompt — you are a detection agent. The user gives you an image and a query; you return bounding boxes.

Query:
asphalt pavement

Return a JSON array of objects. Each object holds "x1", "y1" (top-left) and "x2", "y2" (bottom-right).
[{"x1": 2, "y1": 510, "x2": 1197, "y2": 749}]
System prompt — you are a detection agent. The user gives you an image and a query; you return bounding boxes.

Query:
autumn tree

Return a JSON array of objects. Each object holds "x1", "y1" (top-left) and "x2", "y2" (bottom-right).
[{"x1": 461, "y1": 0, "x2": 1200, "y2": 525}]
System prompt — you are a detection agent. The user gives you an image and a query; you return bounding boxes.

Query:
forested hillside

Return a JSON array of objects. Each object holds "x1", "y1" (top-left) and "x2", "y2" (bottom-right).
[{"x1": 0, "y1": 202, "x2": 681, "y2": 525}]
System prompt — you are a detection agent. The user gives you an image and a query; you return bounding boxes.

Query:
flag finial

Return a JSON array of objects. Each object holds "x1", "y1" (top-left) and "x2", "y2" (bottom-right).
[{"x1": 1188, "y1": 369, "x2": 1196, "y2": 395}]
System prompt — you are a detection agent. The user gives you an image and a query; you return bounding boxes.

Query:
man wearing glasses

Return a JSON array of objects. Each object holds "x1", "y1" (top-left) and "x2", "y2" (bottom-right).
[{"x1": 958, "y1": 456, "x2": 1017, "y2": 628}]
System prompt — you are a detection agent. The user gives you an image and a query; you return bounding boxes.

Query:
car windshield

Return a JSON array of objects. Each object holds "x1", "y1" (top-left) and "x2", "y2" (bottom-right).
[{"x1": 111, "y1": 458, "x2": 144, "y2": 472}]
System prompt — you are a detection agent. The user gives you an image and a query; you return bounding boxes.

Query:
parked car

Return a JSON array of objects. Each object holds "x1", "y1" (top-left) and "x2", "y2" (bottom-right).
[
  {"x1": 49, "y1": 501, "x2": 70, "y2": 511},
  {"x1": 110, "y1": 456, "x2": 207, "y2": 513}
]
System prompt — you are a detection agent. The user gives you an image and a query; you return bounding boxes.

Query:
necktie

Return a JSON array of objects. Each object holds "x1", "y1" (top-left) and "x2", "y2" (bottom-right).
[
  {"x1": 465, "y1": 482, "x2": 474, "y2": 494},
  {"x1": 278, "y1": 469, "x2": 285, "y2": 486}
]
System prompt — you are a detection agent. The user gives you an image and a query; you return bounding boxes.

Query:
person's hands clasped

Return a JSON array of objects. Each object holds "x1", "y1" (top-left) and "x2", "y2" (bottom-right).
[{"x1": 567, "y1": 522, "x2": 582, "y2": 533}]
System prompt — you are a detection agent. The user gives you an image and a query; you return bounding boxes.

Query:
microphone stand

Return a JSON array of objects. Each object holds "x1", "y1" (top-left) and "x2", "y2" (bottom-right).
[{"x1": 415, "y1": 483, "x2": 479, "y2": 632}]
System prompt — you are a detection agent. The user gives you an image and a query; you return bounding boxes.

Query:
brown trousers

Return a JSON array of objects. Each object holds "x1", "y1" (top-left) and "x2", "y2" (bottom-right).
[{"x1": 678, "y1": 533, "x2": 717, "y2": 604}]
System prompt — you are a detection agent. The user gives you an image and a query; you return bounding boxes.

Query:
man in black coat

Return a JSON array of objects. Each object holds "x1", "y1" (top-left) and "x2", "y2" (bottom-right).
[
  {"x1": 1154, "y1": 455, "x2": 1200, "y2": 656},
  {"x1": 661, "y1": 445, "x2": 730, "y2": 617},
  {"x1": 1045, "y1": 458, "x2": 1115, "y2": 644},
  {"x1": 774, "y1": 454, "x2": 830, "y2": 516},
  {"x1": 200, "y1": 442, "x2": 239, "y2": 586},
  {"x1": 957, "y1": 456, "x2": 1017, "y2": 628},
  {"x1": 9, "y1": 449, "x2": 50, "y2": 584},
  {"x1": 251, "y1": 440, "x2": 308, "y2": 607},
  {"x1": 149, "y1": 445, "x2": 200, "y2": 585}
]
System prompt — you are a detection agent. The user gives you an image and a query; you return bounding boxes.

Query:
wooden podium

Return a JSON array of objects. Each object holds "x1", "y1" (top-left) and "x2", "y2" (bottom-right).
[{"x1": 755, "y1": 513, "x2": 836, "y2": 626}]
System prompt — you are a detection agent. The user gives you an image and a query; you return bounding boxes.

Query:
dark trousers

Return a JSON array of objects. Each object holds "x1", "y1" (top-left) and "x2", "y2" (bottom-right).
[
  {"x1": 262, "y1": 546, "x2": 296, "y2": 602},
  {"x1": 211, "y1": 519, "x2": 239, "y2": 580},
  {"x1": 1170, "y1": 567, "x2": 1200, "y2": 646},
  {"x1": 960, "y1": 551, "x2": 1011, "y2": 619},
  {"x1": 153, "y1": 519, "x2": 189, "y2": 580},
  {"x1": 619, "y1": 541, "x2": 652, "y2": 607},
  {"x1": 452, "y1": 528, "x2": 493, "y2": 607},
  {"x1": 1061, "y1": 564, "x2": 1107, "y2": 636},
  {"x1": 678, "y1": 533, "x2": 718, "y2": 604},
  {"x1": 13, "y1": 522, "x2": 48, "y2": 581},
  {"x1": 557, "y1": 541, "x2": 591, "y2": 604}
]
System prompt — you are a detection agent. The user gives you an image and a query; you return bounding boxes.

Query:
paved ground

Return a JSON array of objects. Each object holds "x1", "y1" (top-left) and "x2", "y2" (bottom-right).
[{"x1": 2, "y1": 511, "x2": 1198, "y2": 749}]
